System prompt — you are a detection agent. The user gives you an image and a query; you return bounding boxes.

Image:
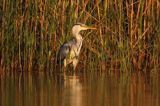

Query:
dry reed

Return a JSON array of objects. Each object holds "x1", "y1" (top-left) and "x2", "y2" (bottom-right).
[{"x1": 0, "y1": 0, "x2": 160, "y2": 72}]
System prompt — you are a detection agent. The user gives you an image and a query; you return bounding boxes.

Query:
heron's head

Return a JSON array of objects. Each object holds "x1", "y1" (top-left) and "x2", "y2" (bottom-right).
[{"x1": 72, "y1": 23, "x2": 96, "y2": 36}]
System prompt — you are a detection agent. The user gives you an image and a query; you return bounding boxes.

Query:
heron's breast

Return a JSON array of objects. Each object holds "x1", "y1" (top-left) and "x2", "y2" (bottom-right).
[{"x1": 70, "y1": 49, "x2": 78, "y2": 58}]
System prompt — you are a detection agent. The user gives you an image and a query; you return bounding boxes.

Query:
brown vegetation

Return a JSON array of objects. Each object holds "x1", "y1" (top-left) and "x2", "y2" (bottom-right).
[{"x1": 0, "y1": 0, "x2": 160, "y2": 72}]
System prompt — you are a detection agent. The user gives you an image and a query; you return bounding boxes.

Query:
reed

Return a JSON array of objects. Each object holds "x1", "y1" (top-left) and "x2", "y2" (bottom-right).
[{"x1": 0, "y1": 0, "x2": 160, "y2": 72}]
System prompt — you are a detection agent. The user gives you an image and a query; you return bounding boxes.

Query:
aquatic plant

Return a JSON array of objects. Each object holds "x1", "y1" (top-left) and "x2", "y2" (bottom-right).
[{"x1": 0, "y1": 0, "x2": 159, "y2": 72}]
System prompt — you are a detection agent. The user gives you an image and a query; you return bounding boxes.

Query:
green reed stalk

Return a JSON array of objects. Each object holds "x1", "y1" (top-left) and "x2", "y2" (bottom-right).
[{"x1": 0, "y1": 0, "x2": 159, "y2": 72}]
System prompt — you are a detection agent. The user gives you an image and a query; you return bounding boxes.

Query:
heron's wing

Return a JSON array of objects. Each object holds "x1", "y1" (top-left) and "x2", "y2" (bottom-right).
[{"x1": 57, "y1": 40, "x2": 74, "y2": 64}]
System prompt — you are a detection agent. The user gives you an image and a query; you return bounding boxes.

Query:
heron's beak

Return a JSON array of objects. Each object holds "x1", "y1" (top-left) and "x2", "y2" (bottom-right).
[
  {"x1": 83, "y1": 25, "x2": 97, "y2": 30},
  {"x1": 85, "y1": 26, "x2": 97, "y2": 30}
]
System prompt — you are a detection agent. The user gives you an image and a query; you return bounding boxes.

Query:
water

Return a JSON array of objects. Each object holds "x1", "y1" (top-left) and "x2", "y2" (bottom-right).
[{"x1": 0, "y1": 71, "x2": 160, "y2": 106}]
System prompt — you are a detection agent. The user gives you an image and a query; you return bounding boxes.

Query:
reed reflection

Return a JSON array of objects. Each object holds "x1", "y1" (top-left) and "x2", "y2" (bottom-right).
[{"x1": 0, "y1": 71, "x2": 159, "y2": 106}]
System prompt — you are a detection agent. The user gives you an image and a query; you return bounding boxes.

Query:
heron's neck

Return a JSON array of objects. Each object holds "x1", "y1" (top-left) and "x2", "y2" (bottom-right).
[{"x1": 73, "y1": 33, "x2": 83, "y2": 42}]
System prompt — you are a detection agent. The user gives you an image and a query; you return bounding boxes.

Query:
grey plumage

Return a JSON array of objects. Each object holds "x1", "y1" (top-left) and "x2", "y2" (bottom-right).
[{"x1": 57, "y1": 39, "x2": 76, "y2": 64}]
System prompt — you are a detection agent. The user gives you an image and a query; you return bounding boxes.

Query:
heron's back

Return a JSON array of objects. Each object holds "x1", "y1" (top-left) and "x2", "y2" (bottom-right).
[{"x1": 57, "y1": 40, "x2": 74, "y2": 64}]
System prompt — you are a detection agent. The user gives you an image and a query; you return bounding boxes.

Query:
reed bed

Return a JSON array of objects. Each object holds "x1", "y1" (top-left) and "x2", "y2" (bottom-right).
[{"x1": 0, "y1": 0, "x2": 160, "y2": 72}]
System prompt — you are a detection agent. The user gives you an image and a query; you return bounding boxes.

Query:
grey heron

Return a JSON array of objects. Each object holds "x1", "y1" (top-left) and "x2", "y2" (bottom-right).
[{"x1": 57, "y1": 23, "x2": 96, "y2": 70}]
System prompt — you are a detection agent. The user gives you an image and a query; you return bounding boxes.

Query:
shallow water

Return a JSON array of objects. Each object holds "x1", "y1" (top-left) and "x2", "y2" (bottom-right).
[{"x1": 0, "y1": 71, "x2": 159, "y2": 106}]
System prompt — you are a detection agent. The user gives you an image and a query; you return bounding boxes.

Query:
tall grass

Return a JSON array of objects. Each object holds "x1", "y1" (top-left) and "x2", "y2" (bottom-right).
[{"x1": 0, "y1": 0, "x2": 160, "y2": 72}]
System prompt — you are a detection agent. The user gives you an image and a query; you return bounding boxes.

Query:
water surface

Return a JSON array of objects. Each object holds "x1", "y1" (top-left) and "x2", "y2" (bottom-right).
[{"x1": 0, "y1": 71, "x2": 159, "y2": 106}]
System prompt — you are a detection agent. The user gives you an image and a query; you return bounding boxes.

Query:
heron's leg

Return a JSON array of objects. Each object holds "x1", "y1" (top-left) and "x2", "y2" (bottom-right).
[
  {"x1": 63, "y1": 59, "x2": 67, "y2": 71},
  {"x1": 64, "y1": 59, "x2": 67, "y2": 67},
  {"x1": 73, "y1": 58, "x2": 78, "y2": 70}
]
